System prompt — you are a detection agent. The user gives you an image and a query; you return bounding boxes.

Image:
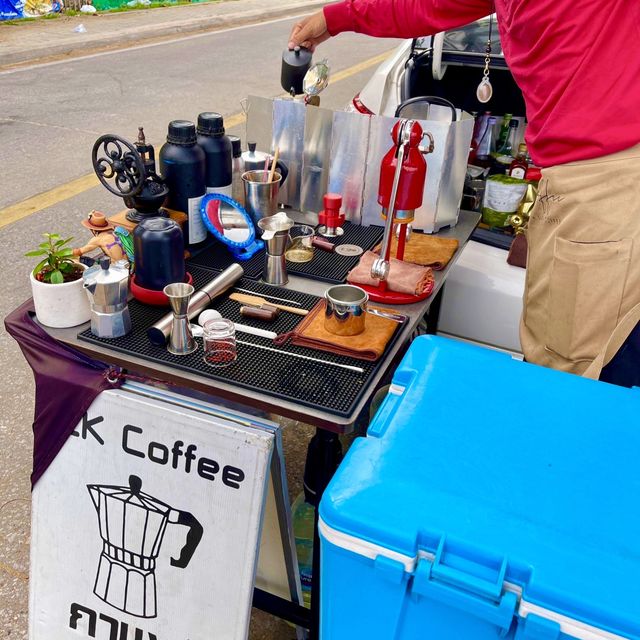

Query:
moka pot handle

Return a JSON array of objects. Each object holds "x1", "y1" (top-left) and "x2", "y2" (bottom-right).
[{"x1": 169, "y1": 509, "x2": 204, "y2": 569}]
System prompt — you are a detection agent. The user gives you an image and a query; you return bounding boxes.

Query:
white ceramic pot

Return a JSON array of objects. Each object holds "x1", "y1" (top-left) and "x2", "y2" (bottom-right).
[{"x1": 30, "y1": 266, "x2": 91, "y2": 328}]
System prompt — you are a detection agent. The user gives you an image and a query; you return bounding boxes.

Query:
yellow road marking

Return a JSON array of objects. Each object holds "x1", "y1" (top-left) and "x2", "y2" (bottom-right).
[
  {"x1": 0, "y1": 174, "x2": 100, "y2": 230},
  {"x1": 329, "y1": 51, "x2": 391, "y2": 83},
  {"x1": 0, "y1": 50, "x2": 390, "y2": 230}
]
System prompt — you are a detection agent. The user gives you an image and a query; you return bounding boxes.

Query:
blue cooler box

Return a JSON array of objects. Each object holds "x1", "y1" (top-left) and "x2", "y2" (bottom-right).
[{"x1": 319, "y1": 336, "x2": 640, "y2": 640}]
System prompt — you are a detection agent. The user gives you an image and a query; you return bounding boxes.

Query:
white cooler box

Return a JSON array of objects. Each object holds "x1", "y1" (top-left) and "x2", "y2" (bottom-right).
[{"x1": 319, "y1": 336, "x2": 640, "y2": 640}]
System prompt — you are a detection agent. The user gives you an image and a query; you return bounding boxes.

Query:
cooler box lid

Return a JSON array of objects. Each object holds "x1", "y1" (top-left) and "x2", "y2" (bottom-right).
[{"x1": 319, "y1": 336, "x2": 640, "y2": 639}]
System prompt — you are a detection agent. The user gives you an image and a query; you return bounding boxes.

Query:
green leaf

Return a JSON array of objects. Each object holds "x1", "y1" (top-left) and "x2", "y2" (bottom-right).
[
  {"x1": 50, "y1": 270, "x2": 64, "y2": 284},
  {"x1": 59, "y1": 262, "x2": 73, "y2": 272},
  {"x1": 25, "y1": 249, "x2": 47, "y2": 257},
  {"x1": 32, "y1": 258, "x2": 49, "y2": 277},
  {"x1": 56, "y1": 248, "x2": 74, "y2": 258},
  {"x1": 39, "y1": 242, "x2": 50, "y2": 250}
]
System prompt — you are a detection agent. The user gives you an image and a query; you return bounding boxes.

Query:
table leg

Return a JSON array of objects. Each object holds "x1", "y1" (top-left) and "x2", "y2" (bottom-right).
[
  {"x1": 305, "y1": 428, "x2": 343, "y2": 640},
  {"x1": 424, "y1": 283, "x2": 445, "y2": 335}
]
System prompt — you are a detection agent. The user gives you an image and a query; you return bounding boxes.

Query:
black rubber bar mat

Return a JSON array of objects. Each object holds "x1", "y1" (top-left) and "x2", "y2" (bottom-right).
[
  {"x1": 187, "y1": 243, "x2": 264, "y2": 280},
  {"x1": 185, "y1": 222, "x2": 384, "y2": 285},
  {"x1": 286, "y1": 222, "x2": 383, "y2": 284},
  {"x1": 78, "y1": 267, "x2": 403, "y2": 418}
]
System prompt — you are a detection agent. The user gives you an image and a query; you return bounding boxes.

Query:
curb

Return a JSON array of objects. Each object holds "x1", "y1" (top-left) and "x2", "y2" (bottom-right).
[{"x1": 1, "y1": 0, "x2": 326, "y2": 67}]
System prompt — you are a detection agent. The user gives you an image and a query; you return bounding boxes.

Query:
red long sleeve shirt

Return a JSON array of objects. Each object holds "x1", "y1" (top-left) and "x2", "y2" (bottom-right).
[{"x1": 324, "y1": 0, "x2": 640, "y2": 167}]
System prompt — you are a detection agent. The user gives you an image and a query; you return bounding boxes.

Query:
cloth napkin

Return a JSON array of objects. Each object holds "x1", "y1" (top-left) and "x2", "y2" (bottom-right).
[
  {"x1": 274, "y1": 300, "x2": 400, "y2": 362},
  {"x1": 347, "y1": 251, "x2": 434, "y2": 296},
  {"x1": 374, "y1": 233, "x2": 459, "y2": 270}
]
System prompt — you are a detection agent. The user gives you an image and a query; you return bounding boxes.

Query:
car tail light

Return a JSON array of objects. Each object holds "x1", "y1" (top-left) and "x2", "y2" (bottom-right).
[{"x1": 351, "y1": 93, "x2": 374, "y2": 115}]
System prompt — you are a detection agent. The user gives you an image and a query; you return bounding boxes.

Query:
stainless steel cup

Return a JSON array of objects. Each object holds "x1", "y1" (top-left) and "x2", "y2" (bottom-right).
[
  {"x1": 164, "y1": 282, "x2": 198, "y2": 356},
  {"x1": 242, "y1": 170, "x2": 282, "y2": 225},
  {"x1": 324, "y1": 285, "x2": 368, "y2": 336}
]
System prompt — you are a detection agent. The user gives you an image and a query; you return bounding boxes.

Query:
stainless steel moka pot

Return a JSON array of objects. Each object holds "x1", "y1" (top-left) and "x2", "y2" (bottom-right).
[
  {"x1": 83, "y1": 257, "x2": 132, "y2": 338},
  {"x1": 258, "y1": 213, "x2": 294, "y2": 285}
]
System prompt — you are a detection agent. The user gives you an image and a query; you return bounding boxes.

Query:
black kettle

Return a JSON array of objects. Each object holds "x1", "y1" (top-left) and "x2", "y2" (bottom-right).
[{"x1": 281, "y1": 46, "x2": 313, "y2": 96}]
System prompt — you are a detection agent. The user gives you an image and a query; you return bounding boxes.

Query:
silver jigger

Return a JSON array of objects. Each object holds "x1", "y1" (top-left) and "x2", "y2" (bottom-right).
[
  {"x1": 164, "y1": 283, "x2": 198, "y2": 355},
  {"x1": 258, "y1": 213, "x2": 294, "y2": 286}
]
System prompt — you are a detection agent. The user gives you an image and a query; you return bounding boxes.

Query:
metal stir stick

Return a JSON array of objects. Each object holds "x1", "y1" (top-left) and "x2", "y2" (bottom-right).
[{"x1": 236, "y1": 339, "x2": 365, "y2": 374}]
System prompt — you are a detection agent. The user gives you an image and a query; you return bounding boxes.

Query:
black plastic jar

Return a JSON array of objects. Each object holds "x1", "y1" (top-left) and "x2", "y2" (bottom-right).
[
  {"x1": 133, "y1": 217, "x2": 185, "y2": 291},
  {"x1": 197, "y1": 112, "x2": 233, "y2": 197},
  {"x1": 159, "y1": 120, "x2": 206, "y2": 247}
]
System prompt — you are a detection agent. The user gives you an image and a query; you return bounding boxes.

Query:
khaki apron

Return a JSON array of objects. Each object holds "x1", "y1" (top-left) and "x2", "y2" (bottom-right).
[{"x1": 520, "y1": 143, "x2": 640, "y2": 379}]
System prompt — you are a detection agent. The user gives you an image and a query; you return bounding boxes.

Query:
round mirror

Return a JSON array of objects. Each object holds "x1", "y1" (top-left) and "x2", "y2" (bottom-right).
[
  {"x1": 303, "y1": 59, "x2": 330, "y2": 97},
  {"x1": 200, "y1": 194, "x2": 264, "y2": 260}
]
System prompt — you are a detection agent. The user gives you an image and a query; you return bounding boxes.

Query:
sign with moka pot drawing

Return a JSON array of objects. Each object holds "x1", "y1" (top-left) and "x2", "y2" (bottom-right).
[{"x1": 29, "y1": 384, "x2": 286, "y2": 640}]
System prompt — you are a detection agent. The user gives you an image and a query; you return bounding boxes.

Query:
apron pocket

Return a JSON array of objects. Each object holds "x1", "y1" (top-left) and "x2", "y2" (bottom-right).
[{"x1": 546, "y1": 237, "x2": 632, "y2": 361}]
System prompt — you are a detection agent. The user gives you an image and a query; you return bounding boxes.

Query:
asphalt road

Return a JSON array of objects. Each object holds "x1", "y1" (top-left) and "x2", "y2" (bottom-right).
[{"x1": 0, "y1": 14, "x2": 401, "y2": 639}]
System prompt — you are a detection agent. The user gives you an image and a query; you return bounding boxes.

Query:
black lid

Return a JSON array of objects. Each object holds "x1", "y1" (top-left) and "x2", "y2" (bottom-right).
[
  {"x1": 197, "y1": 112, "x2": 225, "y2": 137},
  {"x1": 248, "y1": 141, "x2": 257, "y2": 153},
  {"x1": 509, "y1": 119, "x2": 519, "y2": 128},
  {"x1": 166, "y1": 120, "x2": 197, "y2": 145},
  {"x1": 282, "y1": 46, "x2": 313, "y2": 69},
  {"x1": 228, "y1": 135, "x2": 242, "y2": 158}
]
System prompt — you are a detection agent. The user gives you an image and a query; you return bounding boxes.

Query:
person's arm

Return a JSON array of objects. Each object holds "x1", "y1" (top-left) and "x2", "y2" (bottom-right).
[
  {"x1": 289, "y1": 0, "x2": 492, "y2": 50},
  {"x1": 326, "y1": 0, "x2": 492, "y2": 38}
]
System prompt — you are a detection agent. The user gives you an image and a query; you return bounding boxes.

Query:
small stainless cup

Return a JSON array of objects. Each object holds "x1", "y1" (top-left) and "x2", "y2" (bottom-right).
[
  {"x1": 324, "y1": 285, "x2": 368, "y2": 336},
  {"x1": 242, "y1": 170, "x2": 282, "y2": 225}
]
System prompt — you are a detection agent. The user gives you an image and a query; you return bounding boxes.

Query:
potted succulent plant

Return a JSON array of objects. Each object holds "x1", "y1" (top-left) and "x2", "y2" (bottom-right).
[{"x1": 26, "y1": 233, "x2": 91, "y2": 328}]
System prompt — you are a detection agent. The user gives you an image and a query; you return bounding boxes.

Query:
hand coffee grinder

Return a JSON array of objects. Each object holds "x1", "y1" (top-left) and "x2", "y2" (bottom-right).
[
  {"x1": 92, "y1": 128, "x2": 169, "y2": 223},
  {"x1": 363, "y1": 119, "x2": 434, "y2": 304}
]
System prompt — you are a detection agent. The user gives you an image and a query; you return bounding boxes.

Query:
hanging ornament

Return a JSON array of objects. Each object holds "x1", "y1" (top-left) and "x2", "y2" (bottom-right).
[
  {"x1": 476, "y1": 13, "x2": 494, "y2": 104},
  {"x1": 476, "y1": 75, "x2": 493, "y2": 103}
]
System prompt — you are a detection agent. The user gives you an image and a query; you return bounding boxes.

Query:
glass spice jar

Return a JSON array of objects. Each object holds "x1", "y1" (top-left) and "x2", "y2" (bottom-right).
[{"x1": 202, "y1": 318, "x2": 236, "y2": 367}]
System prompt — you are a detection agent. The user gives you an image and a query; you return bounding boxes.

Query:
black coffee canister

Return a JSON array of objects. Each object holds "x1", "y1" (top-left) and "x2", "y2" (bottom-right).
[
  {"x1": 197, "y1": 112, "x2": 233, "y2": 196},
  {"x1": 159, "y1": 120, "x2": 207, "y2": 247},
  {"x1": 133, "y1": 217, "x2": 185, "y2": 291},
  {"x1": 281, "y1": 46, "x2": 312, "y2": 95}
]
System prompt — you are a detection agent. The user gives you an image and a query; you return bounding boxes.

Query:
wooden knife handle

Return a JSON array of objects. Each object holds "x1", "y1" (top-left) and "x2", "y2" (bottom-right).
[{"x1": 273, "y1": 303, "x2": 308, "y2": 316}]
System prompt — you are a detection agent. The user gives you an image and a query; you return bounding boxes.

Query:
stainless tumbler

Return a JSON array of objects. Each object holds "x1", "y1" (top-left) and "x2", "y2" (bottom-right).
[
  {"x1": 324, "y1": 284, "x2": 368, "y2": 337},
  {"x1": 242, "y1": 170, "x2": 282, "y2": 225}
]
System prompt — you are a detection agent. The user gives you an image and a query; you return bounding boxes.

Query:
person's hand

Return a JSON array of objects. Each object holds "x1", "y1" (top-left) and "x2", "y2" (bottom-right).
[{"x1": 288, "y1": 11, "x2": 330, "y2": 52}]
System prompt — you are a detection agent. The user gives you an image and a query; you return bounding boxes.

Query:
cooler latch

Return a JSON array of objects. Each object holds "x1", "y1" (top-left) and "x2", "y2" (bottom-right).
[{"x1": 411, "y1": 537, "x2": 517, "y2": 636}]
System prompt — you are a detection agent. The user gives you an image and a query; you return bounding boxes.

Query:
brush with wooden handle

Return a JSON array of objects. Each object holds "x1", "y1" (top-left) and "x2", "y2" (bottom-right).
[{"x1": 229, "y1": 292, "x2": 309, "y2": 316}]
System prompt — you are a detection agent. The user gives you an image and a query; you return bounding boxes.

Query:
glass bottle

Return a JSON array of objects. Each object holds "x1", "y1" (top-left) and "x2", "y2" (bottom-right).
[
  {"x1": 496, "y1": 113, "x2": 513, "y2": 150},
  {"x1": 228, "y1": 135, "x2": 244, "y2": 205},
  {"x1": 497, "y1": 119, "x2": 519, "y2": 157},
  {"x1": 509, "y1": 144, "x2": 529, "y2": 179},
  {"x1": 475, "y1": 116, "x2": 497, "y2": 167}
]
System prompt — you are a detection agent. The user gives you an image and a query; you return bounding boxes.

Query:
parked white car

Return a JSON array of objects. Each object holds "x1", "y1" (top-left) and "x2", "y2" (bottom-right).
[{"x1": 350, "y1": 16, "x2": 526, "y2": 355}]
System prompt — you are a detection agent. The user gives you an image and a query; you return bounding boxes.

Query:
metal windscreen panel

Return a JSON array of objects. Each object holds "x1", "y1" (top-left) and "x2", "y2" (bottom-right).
[
  {"x1": 327, "y1": 111, "x2": 371, "y2": 225},
  {"x1": 272, "y1": 98, "x2": 306, "y2": 210},
  {"x1": 244, "y1": 95, "x2": 274, "y2": 158},
  {"x1": 300, "y1": 105, "x2": 334, "y2": 217},
  {"x1": 360, "y1": 114, "x2": 397, "y2": 227}
]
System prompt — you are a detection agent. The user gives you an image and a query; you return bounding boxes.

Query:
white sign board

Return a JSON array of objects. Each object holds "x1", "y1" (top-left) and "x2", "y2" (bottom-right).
[{"x1": 29, "y1": 385, "x2": 277, "y2": 640}]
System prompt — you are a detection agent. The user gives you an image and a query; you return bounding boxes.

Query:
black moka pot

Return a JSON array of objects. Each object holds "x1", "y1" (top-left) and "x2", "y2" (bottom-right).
[{"x1": 281, "y1": 46, "x2": 313, "y2": 96}]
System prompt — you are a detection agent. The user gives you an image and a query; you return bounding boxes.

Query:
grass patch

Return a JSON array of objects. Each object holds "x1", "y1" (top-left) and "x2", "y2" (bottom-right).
[{"x1": 0, "y1": 0, "x2": 220, "y2": 24}]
